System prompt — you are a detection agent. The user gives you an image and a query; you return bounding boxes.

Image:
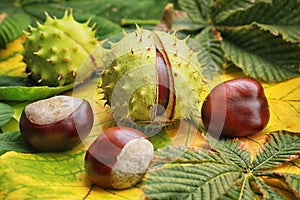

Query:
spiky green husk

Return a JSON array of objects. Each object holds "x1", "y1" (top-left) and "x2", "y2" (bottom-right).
[
  {"x1": 22, "y1": 10, "x2": 98, "y2": 86},
  {"x1": 101, "y1": 28, "x2": 203, "y2": 126}
]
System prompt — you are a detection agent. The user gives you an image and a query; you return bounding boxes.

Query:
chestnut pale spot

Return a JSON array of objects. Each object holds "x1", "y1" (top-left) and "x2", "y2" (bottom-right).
[
  {"x1": 20, "y1": 95, "x2": 94, "y2": 152},
  {"x1": 84, "y1": 126, "x2": 154, "y2": 189},
  {"x1": 25, "y1": 96, "x2": 82, "y2": 125},
  {"x1": 111, "y1": 138, "x2": 154, "y2": 189}
]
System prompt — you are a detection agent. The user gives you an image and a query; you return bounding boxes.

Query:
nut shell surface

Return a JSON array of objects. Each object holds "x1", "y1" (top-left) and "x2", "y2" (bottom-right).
[
  {"x1": 201, "y1": 78, "x2": 270, "y2": 137},
  {"x1": 20, "y1": 96, "x2": 94, "y2": 151},
  {"x1": 84, "y1": 126, "x2": 154, "y2": 189}
]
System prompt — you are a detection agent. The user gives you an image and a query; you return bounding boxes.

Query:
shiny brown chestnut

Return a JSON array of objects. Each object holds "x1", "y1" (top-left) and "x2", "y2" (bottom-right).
[
  {"x1": 84, "y1": 126, "x2": 154, "y2": 190},
  {"x1": 19, "y1": 95, "x2": 94, "y2": 152},
  {"x1": 201, "y1": 78, "x2": 270, "y2": 137}
]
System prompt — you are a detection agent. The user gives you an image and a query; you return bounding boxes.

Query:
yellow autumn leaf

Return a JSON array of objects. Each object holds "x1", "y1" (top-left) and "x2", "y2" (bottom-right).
[
  {"x1": 264, "y1": 77, "x2": 300, "y2": 133},
  {"x1": 0, "y1": 145, "x2": 145, "y2": 200},
  {"x1": 0, "y1": 36, "x2": 26, "y2": 77}
]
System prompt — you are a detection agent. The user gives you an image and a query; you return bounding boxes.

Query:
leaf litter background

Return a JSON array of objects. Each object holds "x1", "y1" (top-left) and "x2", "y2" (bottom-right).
[{"x1": 0, "y1": 0, "x2": 300, "y2": 199}]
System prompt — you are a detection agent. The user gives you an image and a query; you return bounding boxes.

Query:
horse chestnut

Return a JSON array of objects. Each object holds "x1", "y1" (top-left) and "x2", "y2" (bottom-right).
[
  {"x1": 84, "y1": 126, "x2": 154, "y2": 190},
  {"x1": 201, "y1": 78, "x2": 270, "y2": 137},
  {"x1": 19, "y1": 95, "x2": 94, "y2": 152}
]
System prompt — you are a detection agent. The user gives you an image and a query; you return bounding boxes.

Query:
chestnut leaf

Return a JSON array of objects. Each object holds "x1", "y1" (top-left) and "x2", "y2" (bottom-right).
[
  {"x1": 0, "y1": 84, "x2": 74, "y2": 101},
  {"x1": 283, "y1": 174, "x2": 300, "y2": 198},
  {"x1": 177, "y1": 0, "x2": 300, "y2": 82},
  {"x1": 0, "y1": 102, "x2": 13, "y2": 127},
  {"x1": 251, "y1": 133, "x2": 300, "y2": 171},
  {"x1": 221, "y1": 25, "x2": 300, "y2": 82},
  {"x1": 143, "y1": 131, "x2": 300, "y2": 200},
  {"x1": 0, "y1": 5, "x2": 31, "y2": 49},
  {"x1": 0, "y1": 147, "x2": 143, "y2": 199},
  {"x1": 252, "y1": 176, "x2": 285, "y2": 200},
  {"x1": 0, "y1": 131, "x2": 34, "y2": 155}
]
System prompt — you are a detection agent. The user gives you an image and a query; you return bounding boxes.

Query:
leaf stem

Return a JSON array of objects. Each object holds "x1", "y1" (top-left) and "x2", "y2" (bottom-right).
[
  {"x1": 239, "y1": 175, "x2": 248, "y2": 200},
  {"x1": 82, "y1": 183, "x2": 95, "y2": 200},
  {"x1": 120, "y1": 19, "x2": 160, "y2": 26}
]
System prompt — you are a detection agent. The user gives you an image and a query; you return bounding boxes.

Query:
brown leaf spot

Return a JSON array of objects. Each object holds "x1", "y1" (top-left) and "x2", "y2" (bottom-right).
[{"x1": 0, "y1": 12, "x2": 7, "y2": 23}]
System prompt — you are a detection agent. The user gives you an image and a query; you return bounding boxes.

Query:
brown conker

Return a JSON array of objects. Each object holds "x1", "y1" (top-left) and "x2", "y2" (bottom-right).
[
  {"x1": 19, "y1": 95, "x2": 94, "y2": 152},
  {"x1": 201, "y1": 78, "x2": 270, "y2": 137},
  {"x1": 84, "y1": 126, "x2": 154, "y2": 190}
]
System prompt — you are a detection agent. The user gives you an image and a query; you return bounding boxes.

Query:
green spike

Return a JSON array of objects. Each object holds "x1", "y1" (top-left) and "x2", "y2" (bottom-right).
[{"x1": 100, "y1": 28, "x2": 204, "y2": 126}]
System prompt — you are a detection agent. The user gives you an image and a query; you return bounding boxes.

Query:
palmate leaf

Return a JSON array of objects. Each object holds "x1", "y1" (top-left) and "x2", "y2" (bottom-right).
[
  {"x1": 256, "y1": 24, "x2": 300, "y2": 44},
  {"x1": 217, "y1": 0, "x2": 300, "y2": 43},
  {"x1": 1, "y1": 0, "x2": 169, "y2": 48},
  {"x1": 216, "y1": 175, "x2": 255, "y2": 200},
  {"x1": 144, "y1": 162, "x2": 241, "y2": 200},
  {"x1": 252, "y1": 176, "x2": 285, "y2": 200},
  {"x1": 149, "y1": 145, "x2": 234, "y2": 170},
  {"x1": 210, "y1": 0, "x2": 257, "y2": 24},
  {"x1": 194, "y1": 27, "x2": 225, "y2": 73},
  {"x1": 0, "y1": 83, "x2": 74, "y2": 101},
  {"x1": 178, "y1": 0, "x2": 211, "y2": 28},
  {"x1": 0, "y1": 1, "x2": 31, "y2": 49},
  {"x1": 0, "y1": 131, "x2": 34, "y2": 155},
  {"x1": 17, "y1": 0, "x2": 170, "y2": 34},
  {"x1": 0, "y1": 102, "x2": 13, "y2": 127},
  {"x1": 177, "y1": 0, "x2": 300, "y2": 82},
  {"x1": 251, "y1": 131, "x2": 300, "y2": 171},
  {"x1": 221, "y1": 25, "x2": 300, "y2": 82},
  {"x1": 143, "y1": 131, "x2": 300, "y2": 199},
  {"x1": 207, "y1": 136, "x2": 251, "y2": 169},
  {"x1": 283, "y1": 174, "x2": 300, "y2": 198},
  {"x1": 0, "y1": 148, "x2": 89, "y2": 199},
  {"x1": 262, "y1": 75, "x2": 300, "y2": 133},
  {"x1": 18, "y1": 0, "x2": 170, "y2": 23},
  {"x1": 0, "y1": 147, "x2": 144, "y2": 199}
]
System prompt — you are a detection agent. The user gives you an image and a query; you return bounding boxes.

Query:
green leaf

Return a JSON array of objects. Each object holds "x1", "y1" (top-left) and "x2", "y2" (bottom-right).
[
  {"x1": 0, "y1": 76, "x2": 36, "y2": 86},
  {"x1": 253, "y1": 176, "x2": 285, "y2": 200},
  {"x1": 0, "y1": 148, "x2": 88, "y2": 199},
  {"x1": 18, "y1": 0, "x2": 170, "y2": 32},
  {"x1": 177, "y1": 0, "x2": 300, "y2": 83},
  {"x1": 149, "y1": 145, "x2": 228, "y2": 170},
  {"x1": 0, "y1": 3, "x2": 31, "y2": 49},
  {"x1": 0, "y1": 131, "x2": 34, "y2": 155},
  {"x1": 195, "y1": 27, "x2": 225, "y2": 73},
  {"x1": 178, "y1": 0, "x2": 211, "y2": 28},
  {"x1": 21, "y1": 0, "x2": 170, "y2": 22},
  {"x1": 283, "y1": 174, "x2": 300, "y2": 198},
  {"x1": 255, "y1": 24, "x2": 300, "y2": 44},
  {"x1": 148, "y1": 129, "x2": 172, "y2": 151},
  {"x1": 1, "y1": 117, "x2": 19, "y2": 132},
  {"x1": 217, "y1": 0, "x2": 300, "y2": 43},
  {"x1": 0, "y1": 83, "x2": 74, "y2": 101},
  {"x1": 211, "y1": 0, "x2": 256, "y2": 24},
  {"x1": 88, "y1": 15, "x2": 122, "y2": 40},
  {"x1": 252, "y1": 132, "x2": 300, "y2": 171},
  {"x1": 217, "y1": 175, "x2": 255, "y2": 200},
  {"x1": 208, "y1": 136, "x2": 251, "y2": 169},
  {"x1": 144, "y1": 162, "x2": 241, "y2": 200},
  {"x1": 0, "y1": 102, "x2": 13, "y2": 127},
  {"x1": 172, "y1": 11, "x2": 203, "y2": 31},
  {"x1": 221, "y1": 26, "x2": 300, "y2": 82},
  {"x1": 143, "y1": 131, "x2": 300, "y2": 199}
]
